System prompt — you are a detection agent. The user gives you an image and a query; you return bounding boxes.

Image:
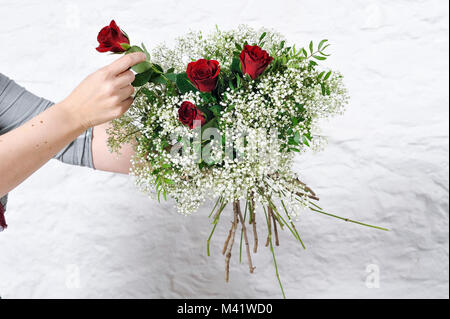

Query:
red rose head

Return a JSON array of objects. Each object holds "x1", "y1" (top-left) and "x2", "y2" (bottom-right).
[
  {"x1": 178, "y1": 101, "x2": 206, "y2": 129},
  {"x1": 239, "y1": 45, "x2": 273, "y2": 80},
  {"x1": 96, "y1": 20, "x2": 129, "y2": 53},
  {"x1": 186, "y1": 59, "x2": 220, "y2": 92}
]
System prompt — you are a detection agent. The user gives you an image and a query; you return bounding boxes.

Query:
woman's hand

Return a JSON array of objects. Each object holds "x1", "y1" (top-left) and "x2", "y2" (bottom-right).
[
  {"x1": 61, "y1": 52, "x2": 146, "y2": 129},
  {"x1": 0, "y1": 52, "x2": 146, "y2": 197}
]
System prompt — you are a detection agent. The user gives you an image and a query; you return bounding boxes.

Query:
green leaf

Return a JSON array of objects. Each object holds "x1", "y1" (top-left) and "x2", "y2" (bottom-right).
[
  {"x1": 235, "y1": 42, "x2": 242, "y2": 51},
  {"x1": 320, "y1": 44, "x2": 331, "y2": 54},
  {"x1": 231, "y1": 57, "x2": 242, "y2": 74},
  {"x1": 152, "y1": 63, "x2": 164, "y2": 74},
  {"x1": 125, "y1": 46, "x2": 152, "y2": 73},
  {"x1": 294, "y1": 131, "x2": 301, "y2": 144},
  {"x1": 288, "y1": 132, "x2": 301, "y2": 146},
  {"x1": 176, "y1": 73, "x2": 198, "y2": 94},
  {"x1": 280, "y1": 40, "x2": 285, "y2": 50},
  {"x1": 164, "y1": 178, "x2": 174, "y2": 185},
  {"x1": 165, "y1": 73, "x2": 177, "y2": 82},
  {"x1": 295, "y1": 103, "x2": 305, "y2": 113},
  {"x1": 313, "y1": 55, "x2": 326, "y2": 60},
  {"x1": 229, "y1": 80, "x2": 235, "y2": 90},
  {"x1": 309, "y1": 41, "x2": 314, "y2": 54},
  {"x1": 301, "y1": 48, "x2": 308, "y2": 57},
  {"x1": 321, "y1": 83, "x2": 326, "y2": 95},
  {"x1": 126, "y1": 45, "x2": 144, "y2": 54},
  {"x1": 140, "y1": 87, "x2": 156, "y2": 102},
  {"x1": 210, "y1": 105, "x2": 222, "y2": 117},
  {"x1": 318, "y1": 39, "x2": 328, "y2": 50},
  {"x1": 288, "y1": 137, "x2": 299, "y2": 146},
  {"x1": 259, "y1": 32, "x2": 267, "y2": 42},
  {"x1": 323, "y1": 71, "x2": 332, "y2": 80},
  {"x1": 201, "y1": 92, "x2": 218, "y2": 104},
  {"x1": 141, "y1": 42, "x2": 151, "y2": 60},
  {"x1": 151, "y1": 75, "x2": 168, "y2": 85},
  {"x1": 302, "y1": 135, "x2": 310, "y2": 147},
  {"x1": 131, "y1": 69, "x2": 153, "y2": 87},
  {"x1": 201, "y1": 118, "x2": 217, "y2": 135},
  {"x1": 200, "y1": 92, "x2": 211, "y2": 102},
  {"x1": 304, "y1": 131, "x2": 312, "y2": 140},
  {"x1": 132, "y1": 61, "x2": 152, "y2": 73}
]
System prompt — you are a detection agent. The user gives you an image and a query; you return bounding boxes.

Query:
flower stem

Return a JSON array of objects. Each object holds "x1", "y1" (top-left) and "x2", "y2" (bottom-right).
[
  {"x1": 207, "y1": 201, "x2": 227, "y2": 256},
  {"x1": 266, "y1": 197, "x2": 305, "y2": 249},
  {"x1": 264, "y1": 206, "x2": 286, "y2": 299},
  {"x1": 239, "y1": 201, "x2": 248, "y2": 263},
  {"x1": 280, "y1": 200, "x2": 306, "y2": 249},
  {"x1": 309, "y1": 203, "x2": 389, "y2": 231},
  {"x1": 225, "y1": 202, "x2": 239, "y2": 282},
  {"x1": 206, "y1": 222, "x2": 218, "y2": 257},
  {"x1": 209, "y1": 197, "x2": 221, "y2": 218}
]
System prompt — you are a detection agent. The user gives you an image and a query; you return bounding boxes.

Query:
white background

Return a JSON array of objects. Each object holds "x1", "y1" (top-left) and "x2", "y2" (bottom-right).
[{"x1": 0, "y1": 0, "x2": 448, "y2": 298}]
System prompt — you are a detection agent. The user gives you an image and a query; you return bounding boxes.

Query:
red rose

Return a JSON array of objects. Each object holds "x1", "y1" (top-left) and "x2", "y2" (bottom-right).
[
  {"x1": 178, "y1": 101, "x2": 206, "y2": 129},
  {"x1": 96, "y1": 20, "x2": 129, "y2": 53},
  {"x1": 239, "y1": 45, "x2": 273, "y2": 80},
  {"x1": 186, "y1": 59, "x2": 220, "y2": 92}
]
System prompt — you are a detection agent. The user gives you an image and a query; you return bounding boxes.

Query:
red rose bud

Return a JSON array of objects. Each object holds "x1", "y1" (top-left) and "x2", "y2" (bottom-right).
[
  {"x1": 96, "y1": 20, "x2": 130, "y2": 53},
  {"x1": 0, "y1": 202, "x2": 7, "y2": 231},
  {"x1": 239, "y1": 45, "x2": 273, "y2": 80},
  {"x1": 186, "y1": 59, "x2": 220, "y2": 92},
  {"x1": 178, "y1": 101, "x2": 206, "y2": 129}
]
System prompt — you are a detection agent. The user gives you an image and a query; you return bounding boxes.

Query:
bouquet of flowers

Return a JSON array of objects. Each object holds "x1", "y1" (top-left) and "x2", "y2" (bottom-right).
[{"x1": 96, "y1": 20, "x2": 388, "y2": 296}]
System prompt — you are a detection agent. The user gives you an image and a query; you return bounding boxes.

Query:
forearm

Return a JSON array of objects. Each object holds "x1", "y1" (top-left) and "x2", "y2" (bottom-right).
[
  {"x1": 0, "y1": 53, "x2": 145, "y2": 197},
  {"x1": 0, "y1": 101, "x2": 84, "y2": 197}
]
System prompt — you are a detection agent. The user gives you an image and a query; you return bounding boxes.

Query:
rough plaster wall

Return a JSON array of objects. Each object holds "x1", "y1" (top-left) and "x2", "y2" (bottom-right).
[{"x1": 0, "y1": 0, "x2": 448, "y2": 299}]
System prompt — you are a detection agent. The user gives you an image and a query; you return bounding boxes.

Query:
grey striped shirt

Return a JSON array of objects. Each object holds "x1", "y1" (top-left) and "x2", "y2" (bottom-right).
[{"x1": 0, "y1": 73, "x2": 94, "y2": 229}]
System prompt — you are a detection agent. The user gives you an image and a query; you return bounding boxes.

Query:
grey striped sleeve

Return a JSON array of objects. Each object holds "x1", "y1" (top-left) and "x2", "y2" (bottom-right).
[{"x1": 0, "y1": 73, "x2": 94, "y2": 212}]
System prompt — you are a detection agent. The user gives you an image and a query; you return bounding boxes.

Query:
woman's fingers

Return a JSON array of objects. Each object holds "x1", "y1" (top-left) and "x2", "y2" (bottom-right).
[
  {"x1": 116, "y1": 70, "x2": 135, "y2": 88},
  {"x1": 118, "y1": 85, "x2": 135, "y2": 101},
  {"x1": 109, "y1": 52, "x2": 146, "y2": 75},
  {"x1": 118, "y1": 96, "x2": 134, "y2": 114},
  {"x1": 63, "y1": 53, "x2": 146, "y2": 127}
]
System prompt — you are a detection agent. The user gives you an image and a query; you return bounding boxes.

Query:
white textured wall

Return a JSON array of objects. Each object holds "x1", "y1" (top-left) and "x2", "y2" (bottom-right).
[{"x1": 0, "y1": 0, "x2": 448, "y2": 299}]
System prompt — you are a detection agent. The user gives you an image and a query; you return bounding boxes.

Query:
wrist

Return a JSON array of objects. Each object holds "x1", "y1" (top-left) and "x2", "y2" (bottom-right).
[{"x1": 57, "y1": 99, "x2": 91, "y2": 132}]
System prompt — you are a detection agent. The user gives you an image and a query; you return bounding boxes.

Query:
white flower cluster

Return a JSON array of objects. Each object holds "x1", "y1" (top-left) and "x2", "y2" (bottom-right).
[
  {"x1": 108, "y1": 25, "x2": 349, "y2": 216},
  {"x1": 151, "y1": 25, "x2": 285, "y2": 72}
]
